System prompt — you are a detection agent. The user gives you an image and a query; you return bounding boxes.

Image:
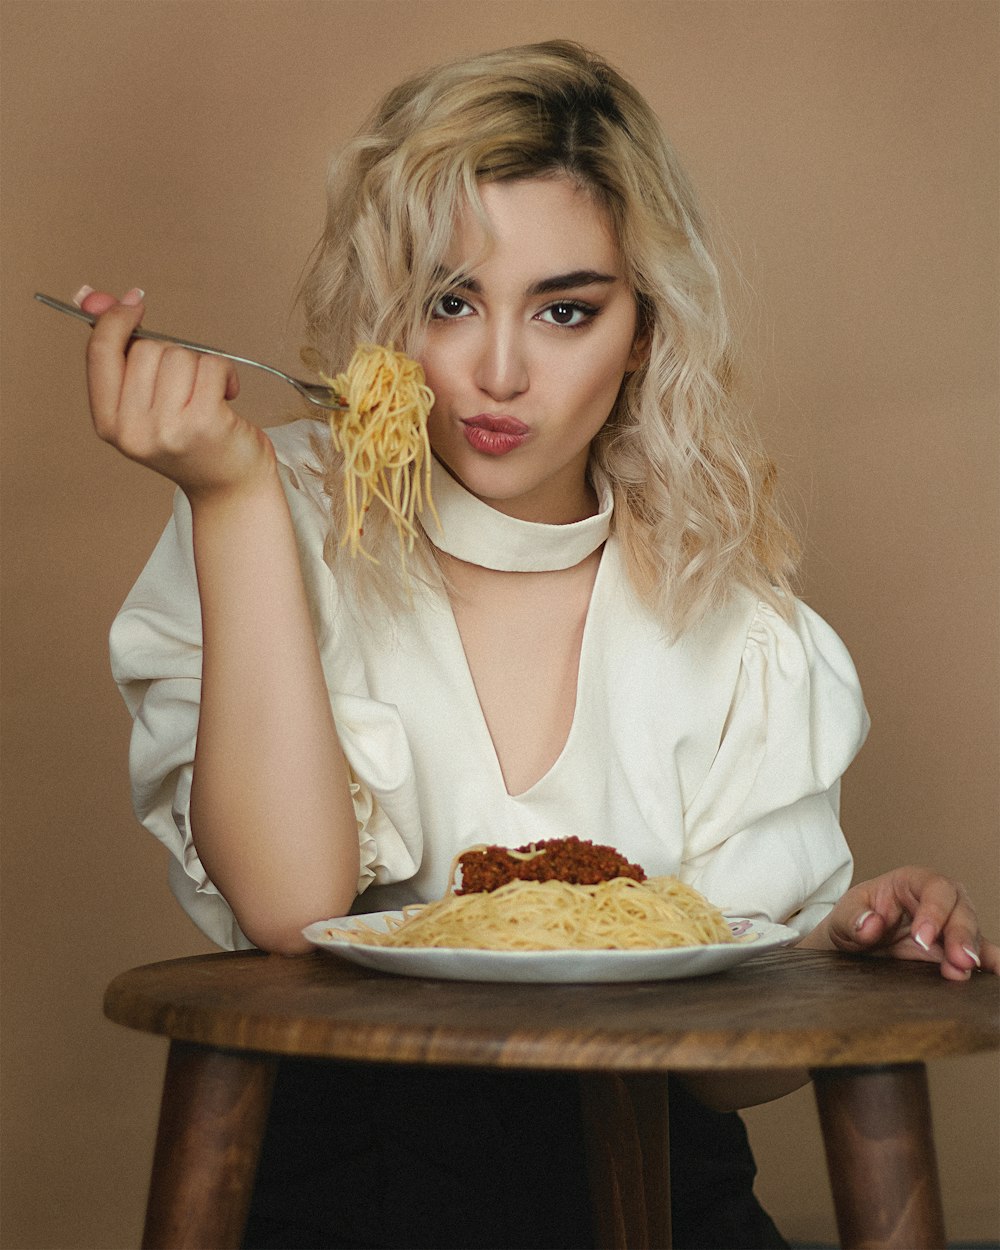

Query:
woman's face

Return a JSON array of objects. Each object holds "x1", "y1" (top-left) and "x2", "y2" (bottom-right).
[{"x1": 417, "y1": 175, "x2": 644, "y2": 524}]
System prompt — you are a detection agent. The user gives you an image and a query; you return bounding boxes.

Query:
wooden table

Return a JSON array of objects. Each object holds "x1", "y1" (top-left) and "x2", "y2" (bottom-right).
[{"x1": 104, "y1": 946, "x2": 999, "y2": 1250}]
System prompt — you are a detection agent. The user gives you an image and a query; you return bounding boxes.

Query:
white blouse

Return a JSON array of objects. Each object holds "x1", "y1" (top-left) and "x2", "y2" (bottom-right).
[{"x1": 110, "y1": 421, "x2": 869, "y2": 951}]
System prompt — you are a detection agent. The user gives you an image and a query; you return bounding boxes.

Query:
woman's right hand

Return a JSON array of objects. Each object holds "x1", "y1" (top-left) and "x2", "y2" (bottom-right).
[{"x1": 81, "y1": 286, "x2": 277, "y2": 503}]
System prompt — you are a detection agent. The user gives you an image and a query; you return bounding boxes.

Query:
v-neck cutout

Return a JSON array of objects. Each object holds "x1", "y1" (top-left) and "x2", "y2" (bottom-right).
[{"x1": 437, "y1": 544, "x2": 609, "y2": 799}]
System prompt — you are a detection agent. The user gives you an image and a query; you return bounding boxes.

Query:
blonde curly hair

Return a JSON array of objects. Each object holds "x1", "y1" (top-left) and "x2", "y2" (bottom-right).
[{"x1": 299, "y1": 40, "x2": 799, "y2": 632}]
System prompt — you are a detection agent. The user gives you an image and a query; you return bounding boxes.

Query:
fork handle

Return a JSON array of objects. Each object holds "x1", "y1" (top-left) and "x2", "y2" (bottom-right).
[
  {"x1": 34, "y1": 292, "x2": 345, "y2": 408},
  {"x1": 36, "y1": 292, "x2": 259, "y2": 362}
]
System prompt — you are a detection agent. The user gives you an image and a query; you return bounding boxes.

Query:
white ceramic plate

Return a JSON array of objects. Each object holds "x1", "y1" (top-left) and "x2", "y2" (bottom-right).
[{"x1": 302, "y1": 913, "x2": 799, "y2": 983}]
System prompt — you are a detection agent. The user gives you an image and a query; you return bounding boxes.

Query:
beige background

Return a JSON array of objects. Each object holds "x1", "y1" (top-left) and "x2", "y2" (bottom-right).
[{"x1": 2, "y1": 1, "x2": 997, "y2": 1246}]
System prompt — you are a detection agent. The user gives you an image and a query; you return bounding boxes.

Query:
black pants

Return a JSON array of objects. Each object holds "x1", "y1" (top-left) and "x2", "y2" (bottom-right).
[{"x1": 243, "y1": 1059, "x2": 788, "y2": 1250}]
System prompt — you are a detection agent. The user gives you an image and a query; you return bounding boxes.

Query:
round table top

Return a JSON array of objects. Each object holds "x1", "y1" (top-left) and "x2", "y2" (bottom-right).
[{"x1": 104, "y1": 947, "x2": 1000, "y2": 1072}]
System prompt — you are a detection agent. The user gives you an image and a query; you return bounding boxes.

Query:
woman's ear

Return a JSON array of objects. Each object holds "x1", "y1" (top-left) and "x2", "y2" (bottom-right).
[
  {"x1": 626, "y1": 296, "x2": 653, "y2": 372},
  {"x1": 626, "y1": 327, "x2": 651, "y2": 373}
]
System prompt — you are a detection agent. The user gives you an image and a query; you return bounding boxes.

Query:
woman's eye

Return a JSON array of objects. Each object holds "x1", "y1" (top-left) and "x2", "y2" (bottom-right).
[
  {"x1": 431, "y1": 293, "x2": 473, "y2": 319},
  {"x1": 537, "y1": 302, "x2": 596, "y2": 328}
]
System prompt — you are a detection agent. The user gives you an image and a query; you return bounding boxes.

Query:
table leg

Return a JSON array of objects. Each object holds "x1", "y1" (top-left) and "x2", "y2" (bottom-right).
[
  {"x1": 811, "y1": 1062, "x2": 946, "y2": 1250},
  {"x1": 142, "y1": 1040, "x2": 277, "y2": 1250},
  {"x1": 579, "y1": 1072, "x2": 671, "y2": 1250}
]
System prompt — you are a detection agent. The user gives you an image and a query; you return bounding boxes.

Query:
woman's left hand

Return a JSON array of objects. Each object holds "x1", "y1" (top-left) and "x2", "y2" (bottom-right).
[{"x1": 803, "y1": 866, "x2": 999, "y2": 980}]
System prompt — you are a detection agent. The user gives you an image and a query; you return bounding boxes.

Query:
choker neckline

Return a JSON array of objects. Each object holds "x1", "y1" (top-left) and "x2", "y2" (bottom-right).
[{"x1": 420, "y1": 458, "x2": 613, "y2": 572}]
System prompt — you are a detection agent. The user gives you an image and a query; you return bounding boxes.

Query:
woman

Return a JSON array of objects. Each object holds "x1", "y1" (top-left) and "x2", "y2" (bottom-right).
[{"x1": 81, "y1": 40, "x2": 996, "y2": 1250}]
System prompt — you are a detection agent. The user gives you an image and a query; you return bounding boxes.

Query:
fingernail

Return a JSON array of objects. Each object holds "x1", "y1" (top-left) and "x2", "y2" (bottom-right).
[
  {"x1": 120, "y1": 287, "x2": 145, "y2": 307},
  {"x1": 913, "y1": 924, "x2": 935, "y2": 952},
  {"x1": 854, "y1": 910, "x2": 875, "y2": 931},
  {"x1": 963, "y1": 945, "x2": 982, "y2": 968},
  {"x1": 72, "y1": 285, "x2": 95, "y2": 307}
]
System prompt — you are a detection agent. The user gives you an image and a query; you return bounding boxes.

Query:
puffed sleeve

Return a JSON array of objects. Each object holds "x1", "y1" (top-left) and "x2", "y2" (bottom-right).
[
  {"x1": 109, "y1": 422, "x2": 422, "y2": 950},
  {"x1": 679, "y1": 599, "x2": 870, "y2": 938}
]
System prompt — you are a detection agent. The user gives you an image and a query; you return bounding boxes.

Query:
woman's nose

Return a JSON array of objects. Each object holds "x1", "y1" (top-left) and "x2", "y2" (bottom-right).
[{"x1": 473, "y1": 324, "x2": 529, "y2": 402}]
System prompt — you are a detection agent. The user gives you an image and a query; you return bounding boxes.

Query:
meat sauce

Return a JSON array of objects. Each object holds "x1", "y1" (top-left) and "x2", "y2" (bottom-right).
[{"x1": 456, "y1": 836, "x2": 645, "y2": 894}]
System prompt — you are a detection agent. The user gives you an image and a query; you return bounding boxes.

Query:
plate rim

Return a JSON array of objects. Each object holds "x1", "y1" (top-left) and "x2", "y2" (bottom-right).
[{"x1": 301, "y1": 911, "x2": 799, "y2": 981}]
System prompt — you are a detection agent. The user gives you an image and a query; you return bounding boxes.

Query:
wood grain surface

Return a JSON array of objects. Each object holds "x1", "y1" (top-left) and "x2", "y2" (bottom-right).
[{"x1": 104, "y1": 947, "x2": 999, "y2": 1072}]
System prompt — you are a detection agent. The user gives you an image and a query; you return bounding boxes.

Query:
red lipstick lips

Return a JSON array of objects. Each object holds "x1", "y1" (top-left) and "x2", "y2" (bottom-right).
[{"x1": 461, "y1": 415, "x2": 530, "y2": 456}]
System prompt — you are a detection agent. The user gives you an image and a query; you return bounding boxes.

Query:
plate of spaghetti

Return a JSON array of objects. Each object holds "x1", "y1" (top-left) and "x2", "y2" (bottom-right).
[{"x1": 302, "y1": 838, "x2": 799, "y2": 983}]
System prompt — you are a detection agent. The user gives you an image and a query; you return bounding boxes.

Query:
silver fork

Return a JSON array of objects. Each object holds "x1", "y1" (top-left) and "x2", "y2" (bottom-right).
[{"x1": 34, "y1": 293, "x2": 348, "y2": 411}]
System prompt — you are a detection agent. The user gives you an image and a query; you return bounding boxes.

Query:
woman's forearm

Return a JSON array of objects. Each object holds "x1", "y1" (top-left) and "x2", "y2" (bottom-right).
[
  {"x1": 80, "y1": 292, "x2": 359, "y2": 951},
  {"x1": 188, "y1": 467, "x2": 360, "y2": 954}
]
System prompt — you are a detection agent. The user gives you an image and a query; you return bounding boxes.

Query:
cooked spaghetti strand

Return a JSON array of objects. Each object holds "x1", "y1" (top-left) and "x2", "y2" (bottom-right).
[
  {"x1": 334, "y1": 876, "x2": 735, "y2": 951},
  {"x1": 321, "y1": 344, "x2": 436, "y2": 561}
]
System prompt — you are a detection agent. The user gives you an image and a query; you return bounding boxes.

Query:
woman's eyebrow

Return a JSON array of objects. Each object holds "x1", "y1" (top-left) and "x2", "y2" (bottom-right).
[
  {"x1": 442, "y1": 269, "x2": 619, "y2": 296},
  {"x1": 527, "y1": 270, "x2": 619, "y2": 296}
]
